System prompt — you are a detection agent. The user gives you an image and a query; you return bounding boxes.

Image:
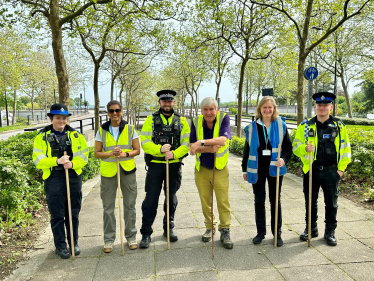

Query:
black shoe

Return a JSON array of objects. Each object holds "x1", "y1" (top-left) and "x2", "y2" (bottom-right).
[
  {"x1": 253, "y1": 234, "x2": 265, "y2": 245},
  {"x1": 275, "y1": 234, "x2": 283, "y2": 247},
  {"x1": 299, "y1": 227, "x2": 319, "y2": 241},
  {"x1": 139, "y1": 235, "x2": 151, "y2": 248},
  {"x1": 55, "y1": 248, "x2": 70, "y2": 259},
  {"x1": 163, "y1": 230, "x2": 178, "y2": 242},
  {"x1": 324, "y1": 230, "x2": 337, "y2": 246},
  {"x1": 69, "y1": 244, "x2": 80, "y2": 256},
  {"x1": 220, "y1": 229, "x2": 234, "y2": 249}
]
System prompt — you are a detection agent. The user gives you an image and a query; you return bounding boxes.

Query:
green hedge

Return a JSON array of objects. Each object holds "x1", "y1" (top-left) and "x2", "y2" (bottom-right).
[{"x1": 0, "y1": 132, "x2": 100, "y2": 229}]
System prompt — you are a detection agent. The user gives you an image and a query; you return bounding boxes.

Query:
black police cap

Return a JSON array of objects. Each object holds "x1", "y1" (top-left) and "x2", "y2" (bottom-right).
[
  {"x1": 312, "y1": 92, "x2": 336, "y2": 104},
  {"x1": 157, "y1": 90, "x2": 176, "y2": 101},
  {"x1": 47, "y1": 103, "x2": 72, "y2": 117}
]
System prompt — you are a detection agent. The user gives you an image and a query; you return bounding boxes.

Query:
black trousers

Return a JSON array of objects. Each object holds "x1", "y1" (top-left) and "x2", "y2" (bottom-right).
[
  {"x1": 140, "y1": 162, "x2": 182, "y2": 236},
  {"x1": 44, "y1": 169, "x2": 82, "y2": 249},
  {"x1": 303, "y1": 164, "x2": 340, "y2": 231},
  {"x1": 252, "y1": 172, "x2": 283, "y2": 236}
]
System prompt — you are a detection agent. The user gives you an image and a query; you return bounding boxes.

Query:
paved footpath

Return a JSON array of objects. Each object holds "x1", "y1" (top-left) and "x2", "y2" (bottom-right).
[{"x1": 6, "y1": 152, "x2": 374, "y2": 281}]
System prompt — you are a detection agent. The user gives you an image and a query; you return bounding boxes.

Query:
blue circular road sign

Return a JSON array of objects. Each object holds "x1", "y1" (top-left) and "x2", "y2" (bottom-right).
[{"x1": 304, "y1": 67, "x2": 318, "y2": 80}]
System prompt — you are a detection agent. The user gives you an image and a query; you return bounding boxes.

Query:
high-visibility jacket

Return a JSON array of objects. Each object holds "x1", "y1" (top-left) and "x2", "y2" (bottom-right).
[
  {"x1": 140, "y1": 111, "x2": 190, "y2": 164},
  {"x1": 193, "y1": 111, "x2": 230, "y2": 171},
  {"x1": 292, "y1": 116, "x2": 351, "y2": 174},
  {"x1": 244, "y1": 117, "x2": 287, "y2": 184},
  {"x1": 33, "y1": 125, "x2": 89, "y2": 180},
  {"x1": 99, "y1": 120, "x2": 136, "y2": 177}
]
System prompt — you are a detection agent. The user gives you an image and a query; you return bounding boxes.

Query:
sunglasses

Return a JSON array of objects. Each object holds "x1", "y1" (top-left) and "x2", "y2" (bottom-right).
[{"x1": 108, "y1": 109, "x2": 121, "y2": 113}]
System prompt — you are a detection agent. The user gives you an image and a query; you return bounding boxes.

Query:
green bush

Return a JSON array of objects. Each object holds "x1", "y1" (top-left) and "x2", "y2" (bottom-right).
[
  {"x1": 229, "y1": 107, "x2": 238, "y2": 115},
  {"x1": 230, "y1": 136, "x2": 245, "y2": 155},
  {"x1": 81, "y1": 147, "x2": 101, "y2": 181}
]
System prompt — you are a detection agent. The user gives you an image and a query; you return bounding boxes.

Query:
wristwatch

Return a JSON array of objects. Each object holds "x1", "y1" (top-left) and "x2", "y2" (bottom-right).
[
  {"x1": 201, "y1": 140, "x2": 205, "y2": 146},
  {"x1": 126, "y1": 152, "x2": 129, "y2": 157}
]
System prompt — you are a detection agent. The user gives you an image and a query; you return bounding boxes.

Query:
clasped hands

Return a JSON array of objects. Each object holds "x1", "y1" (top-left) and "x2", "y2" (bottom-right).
[
  {"x1": 111, "y1": 146, "x2": 129, "y2": 158},
  {"x1": 57, "y1": 155, "x2": 72, "y2": 169},
  {"x1": 161, "y1": 144, "x2": 174, "y2": 160}
]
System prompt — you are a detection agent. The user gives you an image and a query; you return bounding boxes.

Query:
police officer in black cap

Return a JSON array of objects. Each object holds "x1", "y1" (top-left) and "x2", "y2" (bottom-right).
[
  {"x1": 138, "y1": 90, "x2": 190, "y2": 248},
  {"x1": 293, "y1": 92, "x2": 351, "y2": 246},
  {"x1": 32, "y1": 103, "x2": 89, "y2": 258}
]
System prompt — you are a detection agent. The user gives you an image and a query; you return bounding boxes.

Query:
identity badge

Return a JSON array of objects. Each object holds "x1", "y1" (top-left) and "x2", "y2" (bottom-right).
[
  {"x1": 262, "y1": 149, "x2": 271, "y2": 156},
  {"x1": 323, "y1": 134, "x2": 331, "y2": 139}
]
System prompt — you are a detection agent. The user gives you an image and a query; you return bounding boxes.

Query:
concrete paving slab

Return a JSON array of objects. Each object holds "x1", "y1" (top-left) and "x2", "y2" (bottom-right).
[
  {"x1": 278, "y1": 264, "x2": 353, "y2": 281},
  {"x1": 338, "y1": 221, "x2": 374, "y2": 239},
  {"x1": 311, "y1": 238, "x2": 374, "y2": 263},
  {"x1": 218, "y1": 268, "x2": 284, "y2": 281},
  {"x1": 153, "y1": 227, "x2": 203, "y2": 250},
  {"x1": 156, "y1": 270, "x2": 219, "y2": 281},
  {"x1": 155, "y1": 247, "x2": 214, "y2": 276},
  {"x1": 338, "y1": 261, "x2": 374, "y2": 281},
  {"x1": 94, "y1": 252, "x2": 154, "y2": 281},
  {"x1": 261, "y1": 242, "x2": 331, "y2": 267},
  {"x1": 212, "y1": 245, "x2": 273, "y2": 270}
]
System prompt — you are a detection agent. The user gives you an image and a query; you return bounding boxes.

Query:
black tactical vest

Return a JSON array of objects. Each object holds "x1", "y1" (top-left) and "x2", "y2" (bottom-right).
[
  {"x1": 46, "y1": 132, "x2": 73, "y2": 160},
  {"x1": 152, "y1": 112, "x2": 182, "y2": 150}
]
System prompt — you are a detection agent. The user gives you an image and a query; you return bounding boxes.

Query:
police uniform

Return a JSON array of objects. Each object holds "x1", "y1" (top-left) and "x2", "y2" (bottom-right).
[
  {"x1": 293, "y1": 92, "x2": 351, "y2": 246},
  {"x1": 32, "y1": 104, "x2": 89, "y2": 258},
  {"x1": 139, "y1": 90, "x2": 190, "y2": 247}
]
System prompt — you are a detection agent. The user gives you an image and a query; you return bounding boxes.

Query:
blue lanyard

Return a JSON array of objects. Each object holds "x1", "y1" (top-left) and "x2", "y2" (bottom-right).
[
  {"x1": 109, "y1": 124, "x2": 119, "y2": 143},
  {"x1": 261, "y1": 120, "x2": 271, "y2": 146}
]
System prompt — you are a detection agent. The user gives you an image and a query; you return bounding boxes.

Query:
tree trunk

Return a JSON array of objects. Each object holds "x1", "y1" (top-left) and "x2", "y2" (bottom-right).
[
  {"x1": 110, "y1": 73, "x2": 115, "y2": 101},
  {"x1": 94, "y1": 62, "x2": 100, "y2": 134},
  {"x1": 237, "y1": 59, "x2": 249, "y2": 137},
  {"x1": 215, "y1": 76, "x2": 222, "y2": 101},
  {"x1": 49, "y1": 0, "x2": 70, "y2": 109},
  {"x1": 245, "y1": 77, "x2": 249, "y2": 115},
  {"x1": 296, "y1": 55, "x2": 307, "y2": 124},
  {"x1": 12, "y1": 89, "x2": 16, "y2": 125},
  {"x1": 339, "y1": 67, "x2": 353, "y2": 118}
]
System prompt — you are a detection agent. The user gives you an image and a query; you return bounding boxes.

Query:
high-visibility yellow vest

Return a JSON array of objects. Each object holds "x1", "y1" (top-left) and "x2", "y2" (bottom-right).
[
  {"x1": 33, "y1": 125, "x2": 89, "y2": 180},
  {"x1": 99, "y1": 124, "x2": 135, "y2": 177},
  {"x1": 193, "y1": 111, "x2": 229, "y2": 171}
]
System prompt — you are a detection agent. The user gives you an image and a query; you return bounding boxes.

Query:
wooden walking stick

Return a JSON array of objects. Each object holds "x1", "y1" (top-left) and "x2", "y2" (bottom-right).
[
  {"x1": 211, "y1": 153, "x2": 216, "y2": 259},
  {"x1": 274, "y1": 144, "x2": 281, "y2": 248},
  {"x1": 64, "y1": 151, "x2": 75, "y2": 260},
  {"x1": 166, "y1": 158, "x2": 170, "y2": 249},
  {"x1": 117, "y1": 158, "x2": 125, "y2": 256},
  {"x1": 308, "y1": 140, "x2": 313, "y2": 247}
]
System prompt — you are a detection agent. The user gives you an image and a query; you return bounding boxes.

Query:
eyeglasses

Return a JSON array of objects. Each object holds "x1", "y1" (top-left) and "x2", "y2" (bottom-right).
[{"x1": 108, "y1": 109, "x2": 121, "y2": 113}]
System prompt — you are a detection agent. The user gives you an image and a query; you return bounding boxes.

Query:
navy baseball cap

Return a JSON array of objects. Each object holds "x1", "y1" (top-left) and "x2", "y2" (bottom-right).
[{"x1": 47, "y1": 103, "x2": 72, "y2": 116}]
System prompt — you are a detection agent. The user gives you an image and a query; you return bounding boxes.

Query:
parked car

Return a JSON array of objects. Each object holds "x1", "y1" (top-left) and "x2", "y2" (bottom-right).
[{"x1": 99, "y1": 105, "x2": 107, "y2": 113}]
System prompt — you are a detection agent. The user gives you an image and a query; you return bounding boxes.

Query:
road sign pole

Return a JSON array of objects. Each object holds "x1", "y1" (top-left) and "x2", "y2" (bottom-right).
[{"x1": 307, "y1": 80, "x2": 313, "y2": 118}]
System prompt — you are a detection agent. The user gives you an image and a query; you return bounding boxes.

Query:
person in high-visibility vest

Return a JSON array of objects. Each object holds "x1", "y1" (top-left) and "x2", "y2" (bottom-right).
[
  {"x1": 139, "y1": 90, "x2": 190, "y2": 248},
  {"x1": 241, "y1": 97, "x2": 293, "y2": 247},
  {"x1": 293, "y1": 92, "x2": 351, "y2": 246},
  {"x1": 33, "y1": 103, "x2": 89, "y2": 259},
  {"x1": 189, "y1": 97, "x2": 233, "y2": 249},
  {"x1": 94, "y1": 100, "x2": 140, "y2": 253}
]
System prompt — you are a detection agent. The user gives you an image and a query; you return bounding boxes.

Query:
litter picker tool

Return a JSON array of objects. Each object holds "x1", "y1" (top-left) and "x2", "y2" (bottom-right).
[
  {"x1": 64, "y1": 151, "x2": 75, "y2": 260},
  {"x1": 274, "y1": 144, "x2": 281, "y2": 248}
]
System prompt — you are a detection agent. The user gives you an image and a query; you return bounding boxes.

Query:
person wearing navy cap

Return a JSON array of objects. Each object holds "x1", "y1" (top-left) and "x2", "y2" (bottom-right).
[
  {"x1": 33, "y1": 103, "x2": 89, "y2": 258},
  {"x1": 293, "y1": 92, "x2": 351, "y2": 246},
  {"x1": 139, "y1": 90, "x2": 190, "y2": 248}
]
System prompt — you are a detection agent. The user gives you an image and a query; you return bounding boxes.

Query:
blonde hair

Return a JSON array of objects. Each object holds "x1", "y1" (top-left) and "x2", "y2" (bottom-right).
[{"x1": 255, "y1": 96, "x2": 279, "y2": 121}]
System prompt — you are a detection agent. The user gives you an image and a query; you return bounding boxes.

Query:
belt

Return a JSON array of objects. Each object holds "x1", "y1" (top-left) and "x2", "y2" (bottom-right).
[
  {"x1": 313, "y1": 163, "x2": 336, "y2": 170},
  {"x1": 52, "y1": 166, "x2": 64, "y2": 170}
]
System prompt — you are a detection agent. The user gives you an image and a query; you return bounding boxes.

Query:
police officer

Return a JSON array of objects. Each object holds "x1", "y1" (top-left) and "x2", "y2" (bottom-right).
[
  {"x1": 139, "y1": 90, "x2": 190, "y2": 248},
  {"x1": 33, "y1": 104, "x2": 89, "y2": 258},
  {"x1": 293, "y1": 92, "x2": 351, "y2": 246}
]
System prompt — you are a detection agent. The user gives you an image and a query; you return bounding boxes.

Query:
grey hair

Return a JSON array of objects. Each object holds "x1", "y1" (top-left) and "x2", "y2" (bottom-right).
[{"x1": 200, "y1": 97, "x2": 218, "y2": 109}]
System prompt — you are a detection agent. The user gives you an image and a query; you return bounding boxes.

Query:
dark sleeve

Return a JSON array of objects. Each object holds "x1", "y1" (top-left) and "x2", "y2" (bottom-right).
[
  {"x1": 281, "y1": 129, "x2": 293, "y2": 164},
  {"x1": 219, "y1": 114, "x2": 232, "y2": 140},
  {"x1": 189, "y1": 120, "x2": 197, "y2": 143},
  {"x1": 241, "y1": 140, "x2": 249, "y2": 172}
]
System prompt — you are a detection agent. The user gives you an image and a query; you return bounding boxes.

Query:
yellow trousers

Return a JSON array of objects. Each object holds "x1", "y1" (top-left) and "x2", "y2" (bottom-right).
[{"x1": 195, "y1": 165, "x2": 231, "y2": 230}]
